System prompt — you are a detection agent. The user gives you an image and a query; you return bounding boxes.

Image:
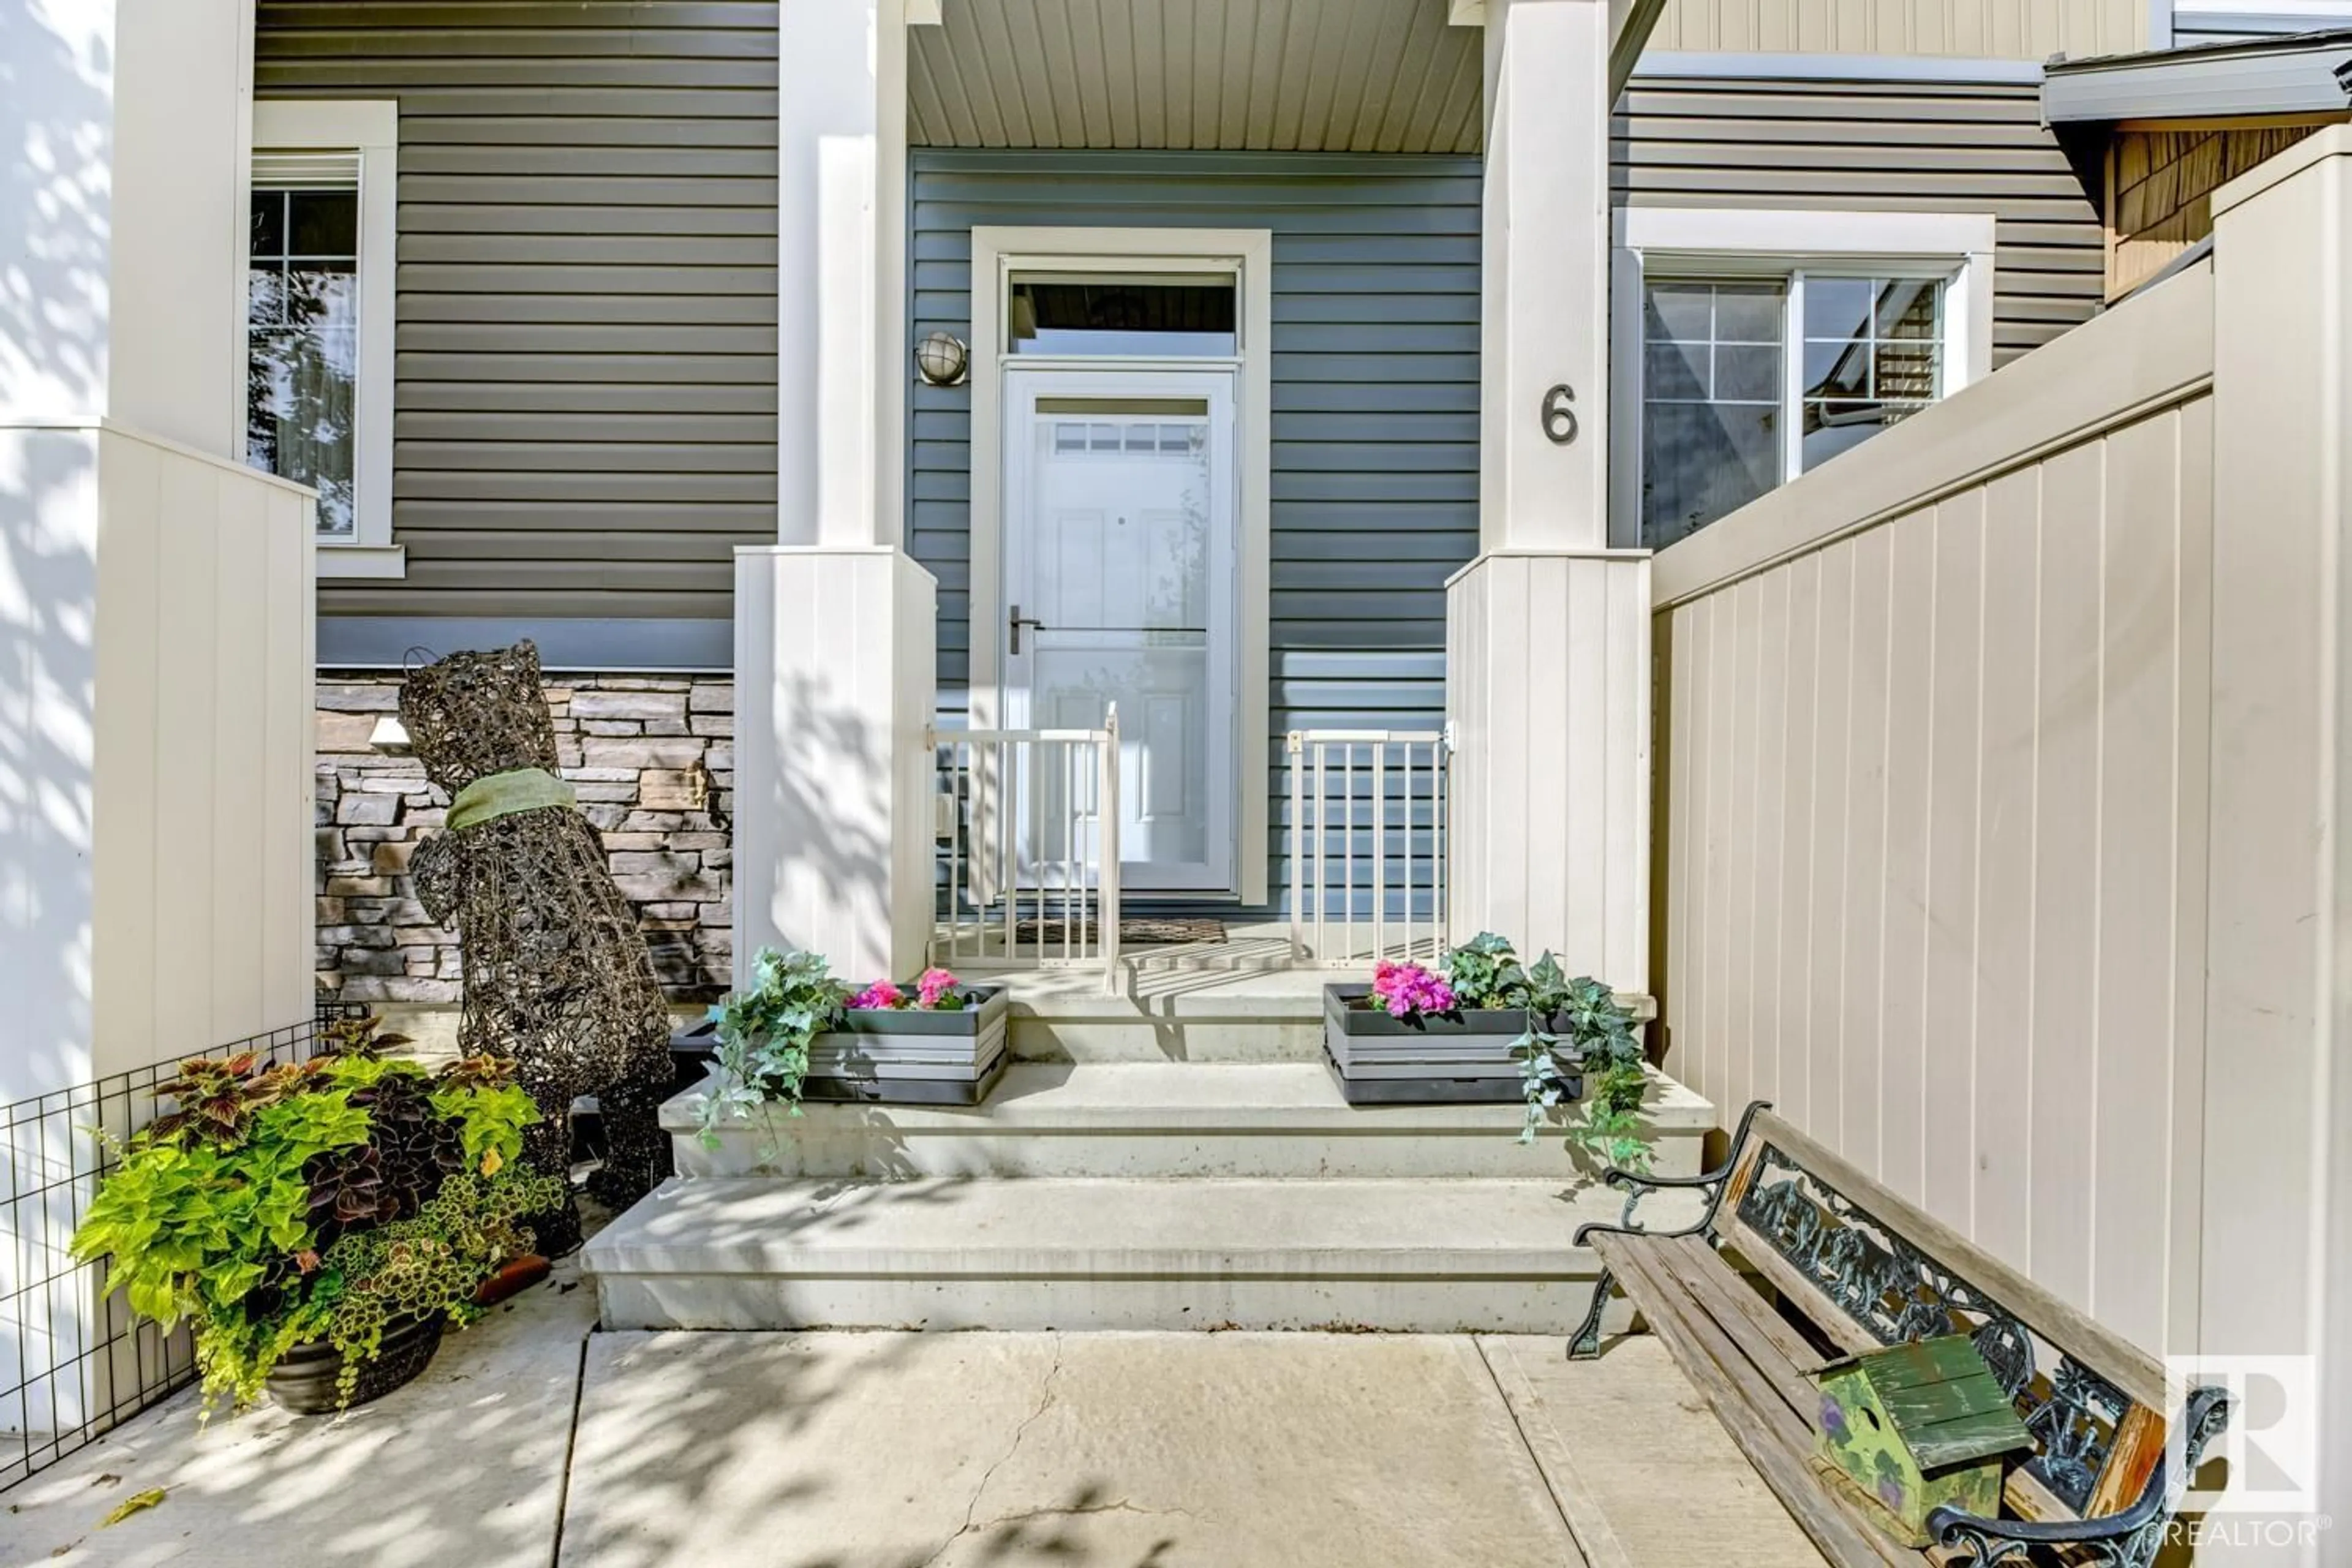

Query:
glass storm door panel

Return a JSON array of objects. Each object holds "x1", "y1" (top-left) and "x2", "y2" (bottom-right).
[{"x1": 1002, "y1": 367, "x2": 1239, "y2": 893}]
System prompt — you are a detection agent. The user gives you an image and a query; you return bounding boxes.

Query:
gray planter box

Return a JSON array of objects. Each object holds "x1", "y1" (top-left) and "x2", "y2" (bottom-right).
[
  {"x1": 1322, "y1": 983, "x2": 1584, "y2": 1106},
  {"x1": 805, "y1": 983, "x2": 1011, "y2": 1105},
  {"x1": 668, "y1": 985, "x2": 1011, "y2": 1106}
]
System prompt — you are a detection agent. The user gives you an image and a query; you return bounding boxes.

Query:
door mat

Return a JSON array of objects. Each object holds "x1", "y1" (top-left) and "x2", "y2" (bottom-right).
[{"x1": 1012, "y1": 916, "x2": 1227, "y2": 946}]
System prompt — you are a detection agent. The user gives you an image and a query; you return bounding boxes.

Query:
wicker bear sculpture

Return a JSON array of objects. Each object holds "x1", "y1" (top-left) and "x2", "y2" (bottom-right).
[{"x1": 402, "y1": 641, "x2": 671, "y2": 1252}]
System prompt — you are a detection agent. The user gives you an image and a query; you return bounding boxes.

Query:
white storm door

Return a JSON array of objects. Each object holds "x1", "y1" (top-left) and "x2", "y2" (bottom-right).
[{"x1": 1002, "y1": 367, "x2": 1239, "y2": 893}]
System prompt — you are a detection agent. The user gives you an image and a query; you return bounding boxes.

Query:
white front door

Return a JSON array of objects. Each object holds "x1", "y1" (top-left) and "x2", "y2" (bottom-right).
[{"x1": 1003, "y1": 366, "x2": 1239, "y2": 893}]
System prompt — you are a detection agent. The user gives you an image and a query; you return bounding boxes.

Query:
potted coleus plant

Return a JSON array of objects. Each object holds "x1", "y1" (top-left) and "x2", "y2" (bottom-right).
[
  {"x1": 70, "y1": 1047, "x2": 558, "y2": 1415},
  {"x1": 814, "y1": 967, "x2": 1010, "y2": 1104},
  {"x1": 1321, "y1": 933, "x2": 1534, "y2": 1103}
]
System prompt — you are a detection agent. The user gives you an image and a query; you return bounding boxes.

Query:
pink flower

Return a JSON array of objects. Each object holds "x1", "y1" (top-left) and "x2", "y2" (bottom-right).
[
  {"x1": 1370, "y1": 959, "x2": 1456, "y2": 1020},
  {"x1": 915, "y1": 968, "x2": 961, "y2": 1009},
  {"x1": 848, "y1": 980, "x2": 903, "y2": 1011}
]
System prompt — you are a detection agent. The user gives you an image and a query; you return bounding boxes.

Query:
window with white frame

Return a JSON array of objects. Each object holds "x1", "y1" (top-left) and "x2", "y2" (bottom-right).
[
  {"x1": 1613, "y1": 209, "x2": 1994, "y2": 551},
  {"x1": 248, "y1": 102, "x2": 401, "y2": 576}
]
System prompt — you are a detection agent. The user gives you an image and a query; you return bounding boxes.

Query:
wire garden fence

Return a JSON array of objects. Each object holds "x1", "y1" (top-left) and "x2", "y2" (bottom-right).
[{"x1": 0, "y1": 1008, "x2": 350, "y2": 1491}]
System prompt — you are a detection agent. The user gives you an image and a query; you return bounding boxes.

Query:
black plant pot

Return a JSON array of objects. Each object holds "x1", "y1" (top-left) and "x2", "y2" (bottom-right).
[{"x1": 265, "y1": 1311, "x2": 445, "y2": 1415}]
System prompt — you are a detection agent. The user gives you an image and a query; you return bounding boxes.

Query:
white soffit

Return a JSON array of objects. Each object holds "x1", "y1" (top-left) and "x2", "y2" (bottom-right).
[{"x1": 907, "y1": 0, "x2": 1485, "y2": 152}]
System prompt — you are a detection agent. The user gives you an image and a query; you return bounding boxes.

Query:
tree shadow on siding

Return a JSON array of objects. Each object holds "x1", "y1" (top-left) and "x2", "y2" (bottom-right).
[{"x1": 0, "y1": 1, "x2": 112, "y2": 1099}]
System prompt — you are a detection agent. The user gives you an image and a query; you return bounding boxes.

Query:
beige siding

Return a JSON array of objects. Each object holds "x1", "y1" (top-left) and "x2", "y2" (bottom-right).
[
  {"x1": 1614, "y1": 76, "x2": 2106, "y2": 364},
  {"x1": 1645, "y1": 0, "x2": 2143, "y2": 58},
  {"x1": 1447, "y1": 553, "x2": 1651, "y2": 988},
  {"x1": 4, "y1": 423, "x2": 314, "y2": 1091},
  {"x1": 1651, "y1": 263, "x2": 2216, "y2": 1355}
]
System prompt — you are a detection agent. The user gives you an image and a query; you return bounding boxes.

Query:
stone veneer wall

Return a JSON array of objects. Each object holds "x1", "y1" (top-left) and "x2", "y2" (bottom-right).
[{"x1": 315, "y1": 674, "x2": 735, "y2": 1005}]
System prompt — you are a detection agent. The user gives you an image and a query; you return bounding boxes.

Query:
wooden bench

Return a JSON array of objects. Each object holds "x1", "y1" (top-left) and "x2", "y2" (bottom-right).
[{"x1": 1567, "y1": 1101, "x2": 2231, "y2": 1567}]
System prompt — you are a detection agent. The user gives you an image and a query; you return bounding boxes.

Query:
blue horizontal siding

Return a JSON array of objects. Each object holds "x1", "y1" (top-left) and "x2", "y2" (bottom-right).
[{"x1": 908, "y1": 149, "x2": 1479, "y2": 914}]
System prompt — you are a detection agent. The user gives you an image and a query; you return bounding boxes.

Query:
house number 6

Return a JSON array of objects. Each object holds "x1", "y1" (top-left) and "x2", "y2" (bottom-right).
[{"x1": 1540, "y1": 383, "x2": 1579, "y2": 446}]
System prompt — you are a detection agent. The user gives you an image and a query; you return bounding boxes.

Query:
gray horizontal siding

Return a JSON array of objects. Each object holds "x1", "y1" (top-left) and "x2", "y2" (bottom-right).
[
  {"x1": 1615, "y1": 75, "x2": 2105, "y2": 363},
  {"x1": 255, "y1": 0, "x2": 780, "y2": 622},
  {"x1": 910, "y1": 149, "x2": 1477, "y2": 911}
]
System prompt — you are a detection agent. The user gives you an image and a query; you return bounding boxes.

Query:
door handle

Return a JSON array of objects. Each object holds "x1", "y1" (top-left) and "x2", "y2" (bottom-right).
[{"x1": 1009, "y1": 603, "x2": 1047, "y2": 655}]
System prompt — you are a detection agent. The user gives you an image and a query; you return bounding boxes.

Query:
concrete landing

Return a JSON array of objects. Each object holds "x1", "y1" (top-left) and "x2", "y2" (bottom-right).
[
  {"x1": 0, "y1": 1252, "x2": 598, "y2": 1568},
  {"x1": 0, "y1": 1308, "x2": 1830, "y2": 1568},
  {"x1": 584, "y1": 1174, "x2": 1704, "y2": 1332},
  {"x1": 670, "y1": 1060, "x2": 1716, "y2": 1179},
  {"x1": 561, "y1": 1331, "x2": 1587, "y2": 1568}
]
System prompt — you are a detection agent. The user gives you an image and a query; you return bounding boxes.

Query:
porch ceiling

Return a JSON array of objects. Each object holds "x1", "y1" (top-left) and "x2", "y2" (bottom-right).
[{"x1": 907, "y1": 0, "x2": 1485, "y2": 153}]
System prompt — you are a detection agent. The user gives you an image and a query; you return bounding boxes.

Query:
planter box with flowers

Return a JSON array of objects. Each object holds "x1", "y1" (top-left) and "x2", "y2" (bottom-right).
[
  {"x1": 1323, "y1": 961, "x2": 1537, "y2": 1105},
  {"x1": 692, "y1": 951, "x2": 1009, "y2": 1147},
  {"x1": 1322, "y1": 933, "x2": 1556, "y2": 1104},
  {"x1": 1324, "y1": 933, "x2": 1659, "y2": 1172},
  {"x1": 808, "y1": 967, "x2": 1009, "y2": 1104},
  {"x1": 70, "y1": 1041, "x2": 557, "y2": 1416}
]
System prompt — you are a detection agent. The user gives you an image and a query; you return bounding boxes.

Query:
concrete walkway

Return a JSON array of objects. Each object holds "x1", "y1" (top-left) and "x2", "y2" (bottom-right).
[{"x1": 0, "y1": 1264, "x2": 1823, "y2": 1568}]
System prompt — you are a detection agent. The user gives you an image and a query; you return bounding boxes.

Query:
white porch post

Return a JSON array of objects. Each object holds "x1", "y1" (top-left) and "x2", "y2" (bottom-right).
[
  {"x1": 2, "y1": 0, "x2": 254, "y2": 448},
  {"x1": 2, "y1": 0, "x2": 309, "y2": 1098},
  {"x1": 1447, "y1": 0, "x2": 1649, "y2": 990},
  {"x1": 2, "y1": 0, "x2": 314, "y2": 1445},
  {"x1": 737, "y1": 0, "x2": 938, "y2": 985}
]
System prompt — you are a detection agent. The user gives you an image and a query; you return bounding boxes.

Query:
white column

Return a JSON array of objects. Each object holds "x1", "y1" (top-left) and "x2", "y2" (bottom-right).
[
  {"x1": 739, "y1": 1, "x2": 937, "y2": 984},
  {"x1": 1479, "y1": 0, "x2": 1610, "y2": 553},
  {"x1": 0, "y1": 0, "x2": 300, "y2": 1447},
  {"x1": 734, "y1": 546, "x2": 936, "y2": 986},
  {"x1": 2199, "y1": 126, "x2": 2352, "y2": 1562},
  {"x1": 775, "y1": 0, "x2": 910, "y2": 549},
  {"x1": 1447, "y1": 0, "x2": 1650, "y2": 991},
  {"x1": 1, "y1": 0, "x2": 253, "y2": 453},
  {"x1": 0, "y1": 0, "x2": 285, "y2": 1087}
]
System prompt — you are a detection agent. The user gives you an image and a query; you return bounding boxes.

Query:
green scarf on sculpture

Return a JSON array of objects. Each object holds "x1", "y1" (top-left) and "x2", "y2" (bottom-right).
[{"x1": 447, "y1": 767, "x2": 577, "y2": 832}]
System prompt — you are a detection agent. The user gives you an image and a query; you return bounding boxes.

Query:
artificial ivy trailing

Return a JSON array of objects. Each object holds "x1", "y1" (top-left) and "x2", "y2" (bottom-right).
[
  {"x1": 70, "y1": 1047, "x2": 551, "y2": 1414},
  {"x1": 1441, "y1": 930, "x2": 1528, "y2": 1011},
  {"x1": 1547, "y1": 976, "x2": 1652, "y2": 1174},
  {"x1": 1439, "y1": 932, "x2": 1656, "y2": 1172},
  {"x1": 695, "y1": 946, "x2": 850, "y2": 1145}
]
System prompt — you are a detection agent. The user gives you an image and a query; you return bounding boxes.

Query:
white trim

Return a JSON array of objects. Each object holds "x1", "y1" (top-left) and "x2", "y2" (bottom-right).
[
  {"x1": 315, "y1": 541, "x2": 407, "y2": 577},
  {"x1": 251, "y1": 99, "x2": 400, "y2": 578},
  {"x1": 2151, "y1": 0, "x2": 2177, "y2": 48},
  {"x1": 967, "y1": 225, "x2": 1273, "y2": 905},
  {"x1": 2175, "y1": 0, "x2": 2352, "y2": 19},
  {"x1": 1630, "y1": 50, "x2": 2045, "y2": 85},
  {"x1": 1611, "y1": 206, "x2": 1996, "y2": 548}
]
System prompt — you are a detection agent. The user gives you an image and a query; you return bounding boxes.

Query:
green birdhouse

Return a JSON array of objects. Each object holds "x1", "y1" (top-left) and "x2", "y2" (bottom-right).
[{"x1": 1810, "y1": 1334, "x2": 2035, "y2": 1547}]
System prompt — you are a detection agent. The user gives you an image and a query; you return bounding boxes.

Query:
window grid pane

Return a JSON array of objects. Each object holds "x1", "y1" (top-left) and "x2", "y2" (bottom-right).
[
  {"x1": 1640, "y1": 279, "x2": 1788, "y2": 550},
  {"x1": 1798, "y1": 274, "x2": 1944, "y2": 477},
  {"x1": 246, "y1": 185, "x2": 361, "y2": 538}
]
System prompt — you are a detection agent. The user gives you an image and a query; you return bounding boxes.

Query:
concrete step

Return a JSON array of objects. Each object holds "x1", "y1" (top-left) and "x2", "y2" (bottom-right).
[
  {"x1": 995, "y1": 965, "x2": 1333, "y2": 1062},
  {"x1": 973, "y1": 965, "x2": 1660, "y2": 1064},
  {"x1": 584, "y1": 1174, "x2": 1708, "y2": 1333},
  {"x1": 669, "y1": 1061, "x2": 1714, "y2": 1180}
]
